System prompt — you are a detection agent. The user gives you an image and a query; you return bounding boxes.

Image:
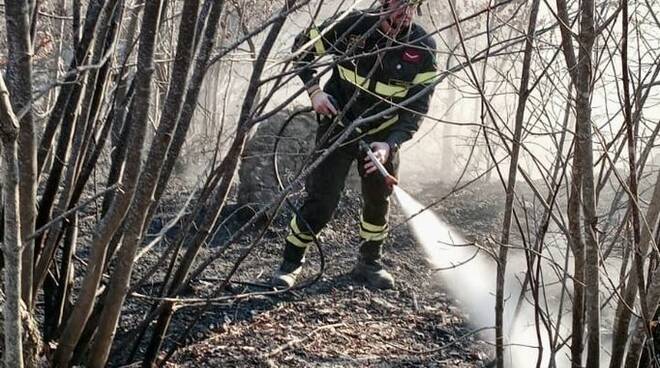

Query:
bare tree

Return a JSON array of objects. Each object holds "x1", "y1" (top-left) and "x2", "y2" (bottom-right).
[
  {"x1": 4, "y1": 0, "x2": 37, "y2": 310},
  {"x1": 554, "y1": 0, "x2": 600, "y2": 365},
  {"x1": 86, "y1": 0, "x2": 202, "y2": 365},
  {"x1": 53, "y1": 0, "x2": 165, "y2": 365},
  {"x1": 0, "y1": 72, "x2": 24, "y2": 368},
  {"x1": 491, "y1": 0, "x2": 541, "y2": 366}
]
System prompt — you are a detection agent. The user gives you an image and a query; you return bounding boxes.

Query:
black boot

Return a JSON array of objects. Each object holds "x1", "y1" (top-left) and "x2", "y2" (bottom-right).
[
  {"x1": 271, "y1": 242, "x2": 306, "y2": 288},
  {"x1": 351, "y1": 241, "x2": 395, "y2": 289}
]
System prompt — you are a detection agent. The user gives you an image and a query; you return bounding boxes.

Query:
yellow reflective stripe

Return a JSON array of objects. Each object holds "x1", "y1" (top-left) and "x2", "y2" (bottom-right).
[
  {"x1": 338, "y1": 66, "x2": 410, "y2": 98},
  {"x1": 364, "y1": 115, "x2": 399, "y2": 136},
  {"x1": 338, "y1": 65, "x2": 369, "y2": 89},
  {"x1": 413, "y1": 71, "x2": 439, "y2": 85},
  {"x1": 290, "y1": 216, "x2": 313, "y2": 240},
  {"x1": 308, "y1": 27, "x2": 326, "y2": 55},
  {"x1": 287, "y1": 234, "x2": 312, "y2": 248},
  {"x1": 360, "y1": 229, "x2": 388, "y2": 241},
  {"x1": 338, "y1": 115, "x2": 399, "y2": 143},
  {"x1": 375, "y1": 82, "x2": 408, "y2": 97},
  {"x1": 361, "y1": 217, "x2": 388, "y2": 232}
]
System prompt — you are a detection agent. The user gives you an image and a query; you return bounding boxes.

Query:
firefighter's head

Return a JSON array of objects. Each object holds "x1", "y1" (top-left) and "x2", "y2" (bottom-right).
[{"x1": 380, "y1": 0, "x2": 423, "y2": 33}]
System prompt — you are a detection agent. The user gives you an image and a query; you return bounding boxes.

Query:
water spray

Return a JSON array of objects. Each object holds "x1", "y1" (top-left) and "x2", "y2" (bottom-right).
[
  {"x1": 315, "y1": 135, "x2": 582, "y2": 367},
  {"x1": 355, "y1": 136, "x2": 574, "y2": 366},
  {"x1": 392, "y1": 185, "x2": 578, "y2": 368}
]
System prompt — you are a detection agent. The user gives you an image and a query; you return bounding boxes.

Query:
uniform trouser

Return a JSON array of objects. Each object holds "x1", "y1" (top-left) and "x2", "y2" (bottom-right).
[{"x1": 282, "y1": 117, "x2": 400, "y2": 264}]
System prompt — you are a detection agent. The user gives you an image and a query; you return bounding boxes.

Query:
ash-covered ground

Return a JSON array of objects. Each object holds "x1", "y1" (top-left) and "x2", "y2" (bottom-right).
[{"x1": 112, "y1": 179, "x2": 504, "y2": 367}]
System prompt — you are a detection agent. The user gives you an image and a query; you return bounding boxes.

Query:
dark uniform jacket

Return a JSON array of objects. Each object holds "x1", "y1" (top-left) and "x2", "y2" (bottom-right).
[{"x1": 293, "y1": 9, "x2": 438, "y2": 150}]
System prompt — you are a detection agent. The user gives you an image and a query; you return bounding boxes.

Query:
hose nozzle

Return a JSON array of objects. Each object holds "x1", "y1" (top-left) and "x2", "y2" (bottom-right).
[{"x1": 359, "y1": 140, "x2": 399, "y2": 190}]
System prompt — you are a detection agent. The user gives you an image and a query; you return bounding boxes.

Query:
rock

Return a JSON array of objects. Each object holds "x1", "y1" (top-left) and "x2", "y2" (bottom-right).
[
  {"x1": 237, "y1": 109, "x2": 316, "y2": 212},
  {"x1": 237, "y1": 108, "x2": 361, "y2": 216}
]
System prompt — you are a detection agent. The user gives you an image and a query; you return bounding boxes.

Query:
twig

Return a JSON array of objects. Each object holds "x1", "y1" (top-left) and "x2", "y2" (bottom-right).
[
  {"x1": 27, "y1": 184, "x2": 119, "y2": 241},
  {"x1": 260, "y1": 323, "x2": 346, "y2": 359},
  {"x1": 431, "y1": 248, "x2": 480, "y2": 272},
  {"x1": 382, "y1": 326, "x2": 494, "y2": 355}
]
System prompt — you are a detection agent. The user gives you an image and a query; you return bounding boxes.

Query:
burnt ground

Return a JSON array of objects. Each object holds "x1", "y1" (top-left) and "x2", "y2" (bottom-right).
[{"x1": 112, "y1": 179, "x2": 504, "y2": 367}]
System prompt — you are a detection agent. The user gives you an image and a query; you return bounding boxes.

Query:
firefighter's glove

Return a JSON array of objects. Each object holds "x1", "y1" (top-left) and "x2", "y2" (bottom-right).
[
  {"x1": 363, "y1": 142, "x2": 390, "y2": 175},
  {"x1": 309, "y1": 89, "x2": 338, "y2": 116}
]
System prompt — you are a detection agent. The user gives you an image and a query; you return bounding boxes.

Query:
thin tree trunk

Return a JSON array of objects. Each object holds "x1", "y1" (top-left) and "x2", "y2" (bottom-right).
[
  {"x1": 126, "y1": 6, "x2": 223, "y2": 360},
  {"x1": 625, "y1": 269, "x2": 660, "y2": 367},
  {"x1": 611, "y1": 169, "x2": 660, "y2": 368},
  {"x1": 36, "y1": 0, "x2": 105, "y2": 174},
  {"x1": 574, "y1": 0, "x2": 599, "y2": 364},
  {"x1": 495, "y1": 0, "x2": 540, "y2": 366},
  {"x1": 33, "y1": 2, "x2": 120, "y2": 340},
  {"x1": 74, "y1": 1, "x2": 123, "y2": 182},
  {"x1": 569, "y1": 163, "x2": 585, "y2": 368},
  {"x1": 85, "y1": 0, "x2": 200, "y2": 363},
  {"x1": 141, "y1": 2, "x2": 297, "y2": 364},
  {"x1": 624, "y1": 202, "x2": 660, "y2": 366},
  {"x1": 102, "y1": 81, "x2": 136, "y2": 214},
  {"x1": 151, "y1": 0, "x2": 223, "y2": 209},
  {"x1": 0, "y1": 72, "x2": 25, "y2": 368},
  {"x1": 609, "y1": 1, "x2": 651, "y2": 365},
  {"x1": 55, "y1": 213, "x2": 78, "y2": 333},
  {"x1": 52, "y1": 1, "x2": 165, "y2": 366},
  {"x1": 556, "y1": 0, "x2": 597, "y2": 364},
  {"x1": 4, "y1": 0, "x2": 37, "y2": 309}
]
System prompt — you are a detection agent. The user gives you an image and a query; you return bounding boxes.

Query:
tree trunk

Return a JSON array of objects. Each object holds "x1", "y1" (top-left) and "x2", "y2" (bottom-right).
[
  {"x1": 4, "y1": 0, "x2": 37, "y2": 310},
  {"x1": 52, "y1": 1, "x2": 165, "y2": 366},
  {"x1": 141, "y1": 1, "x2": 298, "y2": 364},
  {"x1": 495, "y1": 0, "x2": 540, "y2": 366},
  {"x1": 0, "y1": 72, "x2": 25, "y2": 368},
  {"x1": 151, "y1": 0, "x2": 224, "y2": 210},
  {"x1": 33, "y1": 3, "x2": 121, "y2": 341},
  {"x1": 569, "y1": 164, "x2": 585, "y2": 368},
  {"x1": 609, "y1": 1, "x2": 651, "y2": 365},
  {"x1": 574, "y1": 0, "x2": 599, "y2": 364},
  {"x1": 36, "y1": 0, "x2": 105, "y2": 174},
  {"x1": 555, "y1": 0, "x2": 598, "y2": 364},
  {"x1": 84, "y1": 2, "x2": 201, "y2": 366}
]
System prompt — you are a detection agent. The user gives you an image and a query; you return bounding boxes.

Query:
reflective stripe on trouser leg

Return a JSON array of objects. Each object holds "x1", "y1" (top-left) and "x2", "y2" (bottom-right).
[
  {"x1": 358, "y1": 149, "x2": 399, "y2": 261},
  {"x1": 359, "y1": 216, "x2": 389, "y2": 242},
  {"x1": 283, "y1": 216, "x2": 315, "y2": 264},
  {"x1": 286, "y1": 215, "x2": 315, "y2": 248},
  {"x1": 281, "y1": 127, "x2": 354, "y2": 265},
  {"x1": 359, "y1": 217, "x2": 388, "y2": 261}
]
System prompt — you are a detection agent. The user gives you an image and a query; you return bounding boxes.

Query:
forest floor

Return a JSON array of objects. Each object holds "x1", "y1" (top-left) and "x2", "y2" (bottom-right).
[{"x1": 113, "y1": 178, "x2": 504, "y2": 367}]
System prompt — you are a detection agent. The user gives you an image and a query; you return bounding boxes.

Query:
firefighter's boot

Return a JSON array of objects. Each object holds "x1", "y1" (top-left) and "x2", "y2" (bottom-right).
[
  {"x1": 351, "y1": 241, "x2": 395, "y2": 289},
  {"x1": 271, "y1": 243, "x2": 306, "y2": 288}
]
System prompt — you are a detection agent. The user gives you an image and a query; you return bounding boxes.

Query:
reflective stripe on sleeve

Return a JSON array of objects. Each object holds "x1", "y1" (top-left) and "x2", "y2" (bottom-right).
[
  {"x1": 337, "y1": 65, "x2": 369, "y2": 89},
  {"x1": 363, "y1": 115, "x2": 398, "y2": 136},
  {"x1": 374, "y1": 82, "x2": 408, "y2": 97},
  {"x1": 413, "y1": 70, "x2": 439, "y2": 85},
  {"x1": 308, "y1": 27, "x2": 326, "y2": 55},
  {"x1": 337, "y1": 65, "x2": 410, "y2": 98}
]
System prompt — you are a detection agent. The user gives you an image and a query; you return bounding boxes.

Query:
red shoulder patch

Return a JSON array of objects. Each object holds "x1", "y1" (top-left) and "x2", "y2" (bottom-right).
[{"x1": 402, "y1": 48, "x2": 423, "y2": 63}]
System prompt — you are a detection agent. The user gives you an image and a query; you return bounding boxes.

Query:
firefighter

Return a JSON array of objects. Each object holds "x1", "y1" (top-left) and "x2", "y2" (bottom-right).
[{"x1": 272, "y1": 0, "x2": 438, "y2": 289}]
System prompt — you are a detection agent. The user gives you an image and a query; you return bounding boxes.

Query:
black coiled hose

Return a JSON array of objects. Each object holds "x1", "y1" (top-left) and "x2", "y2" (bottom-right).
[{"x1": 272, "y1": 107, "x2": 326, "y2": 289}]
